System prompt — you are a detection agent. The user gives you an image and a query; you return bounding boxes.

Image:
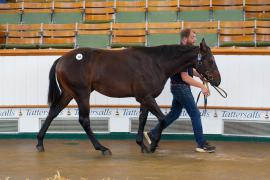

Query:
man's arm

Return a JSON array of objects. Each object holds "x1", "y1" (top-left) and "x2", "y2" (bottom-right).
[{"x1": 181, "y1": 72, "x2": 209, "y2": 96}]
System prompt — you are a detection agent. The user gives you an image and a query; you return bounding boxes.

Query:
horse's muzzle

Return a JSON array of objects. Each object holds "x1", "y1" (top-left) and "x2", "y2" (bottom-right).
[
  {"x1": 212, "y1": 76, "x2": 221, "y2": 86},
  {"x1": 207, "y1": 72, "x2": 221, "y2": 86},
  {"x1": 211, "y1": 80, "x2": 221, "y2": 87}
]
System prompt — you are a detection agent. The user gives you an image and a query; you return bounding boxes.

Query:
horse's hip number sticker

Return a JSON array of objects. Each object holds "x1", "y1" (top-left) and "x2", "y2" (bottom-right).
[{"x1": 76, "y1": 53, "x2": 83, "y2": 61}]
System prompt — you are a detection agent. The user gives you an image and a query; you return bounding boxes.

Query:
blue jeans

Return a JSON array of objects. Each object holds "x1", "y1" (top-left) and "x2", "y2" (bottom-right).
[{"x1": 151, "y1": 83, "x2": 206, "y2": 148}]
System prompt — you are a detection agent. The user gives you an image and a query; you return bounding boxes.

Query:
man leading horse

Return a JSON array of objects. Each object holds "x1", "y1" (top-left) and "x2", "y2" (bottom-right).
[
  {"x1": 36, "y1": 28, "x2": 220, "y2": 155},
  {"x1": 144, "y1": 28, "x2": 216, "y2": 153}
]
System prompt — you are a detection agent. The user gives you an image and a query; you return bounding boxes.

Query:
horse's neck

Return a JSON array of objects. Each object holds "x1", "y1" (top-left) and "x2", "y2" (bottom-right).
[{"x1": 161, "y1": 47, "x2": 198, "y2": 78}]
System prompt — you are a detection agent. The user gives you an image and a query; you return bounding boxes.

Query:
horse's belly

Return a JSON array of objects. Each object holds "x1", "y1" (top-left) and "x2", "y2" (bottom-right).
[{"x1": 94, "y1": 85, "x2": 133, "y2": 98}]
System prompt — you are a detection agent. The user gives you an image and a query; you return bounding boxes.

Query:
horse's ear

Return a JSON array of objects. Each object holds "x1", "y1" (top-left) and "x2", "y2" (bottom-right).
[{"x1": 200, "y1": 38, "x2": 207, "y2": 52}]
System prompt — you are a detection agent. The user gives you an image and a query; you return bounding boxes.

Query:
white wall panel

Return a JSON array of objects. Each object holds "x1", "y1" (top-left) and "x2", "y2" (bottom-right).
[
  {"x1": 211, "y1": 55, "x2": 270, "y2": 107},
  {"x1": 0, "y1": 56, "x2": 57, "y2": 105},
  {"x1": 0, "y1": 54, "x2": 270, "y2": 108}
]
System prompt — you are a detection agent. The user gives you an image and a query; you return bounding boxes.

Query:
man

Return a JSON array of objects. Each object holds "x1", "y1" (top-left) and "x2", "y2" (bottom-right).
[{"x1": 144, "y1": 28, "x2": 216, "y2": 153}]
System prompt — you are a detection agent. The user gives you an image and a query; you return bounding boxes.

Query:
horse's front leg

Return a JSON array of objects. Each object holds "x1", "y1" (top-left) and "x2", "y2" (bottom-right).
[
  {"x1": 76, "y1": 95, "x2": 112, "y2": 155},
  {"x1": 136, "y1": 106, "x2": 150, "y2": 153},
  {"x1": 137, "y1": 96, "x2": 166, "y2": 153}
]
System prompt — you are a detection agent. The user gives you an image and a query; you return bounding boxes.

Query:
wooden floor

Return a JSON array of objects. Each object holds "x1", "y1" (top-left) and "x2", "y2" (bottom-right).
[{"x1": 0, "y1": 139, "x2": 269, "y2": 179}]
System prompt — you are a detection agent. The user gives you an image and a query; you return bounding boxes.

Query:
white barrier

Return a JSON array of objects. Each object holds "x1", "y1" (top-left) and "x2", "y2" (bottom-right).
[{"x1": 0, "y1": 53, "x2": 270, "y2": 135}]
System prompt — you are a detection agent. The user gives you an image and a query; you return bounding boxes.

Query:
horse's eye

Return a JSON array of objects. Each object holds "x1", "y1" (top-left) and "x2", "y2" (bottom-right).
[
  {"x1": 208, "y1": 56, "x2": 215, "y2": 65},
  {"x1": 209, "y1": 60, "x2": 214, "y2": 65}
]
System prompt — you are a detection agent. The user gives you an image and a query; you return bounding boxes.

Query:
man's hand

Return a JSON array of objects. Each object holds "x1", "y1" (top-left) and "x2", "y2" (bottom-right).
[{"x1": 201, "y1": 85, "x2": 210, "y2": 96}]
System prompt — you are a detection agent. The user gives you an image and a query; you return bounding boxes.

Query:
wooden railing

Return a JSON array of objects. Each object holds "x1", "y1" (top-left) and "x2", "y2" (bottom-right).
[
  {"x1": 0, "y1": 104, "x2": 270, "y2": 111},
  {"x1": 1, "y1": 47, "x2": 270, "y2": 56},
  {"x1": 0, "y1": 99, "x2": 269, "y2": 112}
]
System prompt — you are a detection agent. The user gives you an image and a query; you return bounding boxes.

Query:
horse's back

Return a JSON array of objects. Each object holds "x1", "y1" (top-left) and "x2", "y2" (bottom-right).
[{"x1": 55, "y1": 47, "x2": 167, "y2": 98}]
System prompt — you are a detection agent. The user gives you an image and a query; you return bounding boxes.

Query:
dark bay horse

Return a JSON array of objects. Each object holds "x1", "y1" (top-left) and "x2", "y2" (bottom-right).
[{"x1": 36, "y1": 39, "x2": 221, "y2": 155}]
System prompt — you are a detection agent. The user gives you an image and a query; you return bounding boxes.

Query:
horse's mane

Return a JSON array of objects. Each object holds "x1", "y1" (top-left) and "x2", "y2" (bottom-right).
[{"x1": 131, "y1": 45, "x2": 198, "y2": 59}]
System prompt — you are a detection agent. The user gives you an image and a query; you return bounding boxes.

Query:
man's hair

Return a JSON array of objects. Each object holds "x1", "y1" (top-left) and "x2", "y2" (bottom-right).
[{"x1": 180, "y1": 28, "x2": 194, "y2": 40}]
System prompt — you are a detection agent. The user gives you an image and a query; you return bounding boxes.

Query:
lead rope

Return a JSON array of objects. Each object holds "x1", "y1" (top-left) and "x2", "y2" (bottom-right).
[
  {"x1": 196, "y1": 80, "x2": 208, "y2": 114},
  {"x1": 196, "y1": 79, "x2": 227, "y2": 113},
  {"x1": 212, "y1": 85, "x2": 228, "y2": 98}
]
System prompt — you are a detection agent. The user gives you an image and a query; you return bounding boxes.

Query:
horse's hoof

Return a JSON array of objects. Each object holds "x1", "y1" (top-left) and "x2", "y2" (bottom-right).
[
  {"x1": 150, "y1": 148, "x2": 156, "y2": 153},
  {"x1": 141, "y1": 147, "x2": 151, "y2": 153},
  {"x1": 101, "y1": 149, "x2": 112, "y2": 156},
  {"x1": 36, "y1": 145, "x2": 45, "y2": 152},
  {"x1": 150, "y1": 146, "x2": 156, "y2": 153}
]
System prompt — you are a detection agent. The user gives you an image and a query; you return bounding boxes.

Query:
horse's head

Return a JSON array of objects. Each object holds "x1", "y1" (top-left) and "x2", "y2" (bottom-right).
[{"x1": 195, "y1": 39, "x2": 221, "y2": 86}]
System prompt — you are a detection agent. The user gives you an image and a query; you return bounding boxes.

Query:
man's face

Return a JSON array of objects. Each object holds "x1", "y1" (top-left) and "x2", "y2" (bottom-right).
[
  {"x1": 182, "y1": 31, "x2": 197, "y2": 46},
  {"x1": 186, "y1": 31, "x2": 196, "y2": 45}
]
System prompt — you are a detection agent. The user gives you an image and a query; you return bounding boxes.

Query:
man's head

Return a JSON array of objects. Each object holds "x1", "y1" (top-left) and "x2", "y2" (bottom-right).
[{"x1": 180, "y1": 28, "x2": 196, "y2": 46}]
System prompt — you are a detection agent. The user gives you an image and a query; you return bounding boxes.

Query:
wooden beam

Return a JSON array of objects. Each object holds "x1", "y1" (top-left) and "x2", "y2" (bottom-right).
[
  {"x1": 0, "y1": 105, "x2": 269, "y2": 111},
  {"x1": 1, "y1": 48, "x2": 270, "y2": 56}
]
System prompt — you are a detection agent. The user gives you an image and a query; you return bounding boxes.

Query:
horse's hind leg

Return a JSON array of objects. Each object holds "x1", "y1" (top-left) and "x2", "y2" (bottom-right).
[
  {"x1": 136, "y1": 106, "x2": 150, "y2": 153},
  {"x1": 36, "y1": 93, "x2": 72, "y2": 152},
  {"x1": 76, "y1": 93, "x2": 111, "y2": 155}
]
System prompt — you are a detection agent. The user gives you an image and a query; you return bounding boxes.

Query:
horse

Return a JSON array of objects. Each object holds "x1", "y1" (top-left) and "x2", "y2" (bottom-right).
[{"x1": 36, "y1": 39, "x2": 221, "y2": 155}]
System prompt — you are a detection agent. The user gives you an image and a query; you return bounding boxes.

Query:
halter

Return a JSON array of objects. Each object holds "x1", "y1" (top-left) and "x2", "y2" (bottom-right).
[
  {"x1": 196, "y1": 52, "x2": 215, "y2": 83},
  {"x1": 197, "y1": 52, "x2": 202, "y2": 65},
  {"x1": 195, "y1": 52, "x2": 227, "y2": 112},
  {"x1": 195, "y1": 52, "x2": 207, "y2": 77}
]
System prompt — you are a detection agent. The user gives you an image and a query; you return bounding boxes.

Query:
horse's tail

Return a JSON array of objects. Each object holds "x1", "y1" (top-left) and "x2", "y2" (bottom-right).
[{"x1": 48, "y1": 59, "x2": 61, "y2": 106}]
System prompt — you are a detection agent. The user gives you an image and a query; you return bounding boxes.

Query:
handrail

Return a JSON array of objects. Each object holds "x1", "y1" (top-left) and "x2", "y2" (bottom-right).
[
  {"x1": 0, "y1": 104, "x2": 269, "y2": 111},
  {"x1": 1, "y1": 48, "x2": 270, "y2": 56}
]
